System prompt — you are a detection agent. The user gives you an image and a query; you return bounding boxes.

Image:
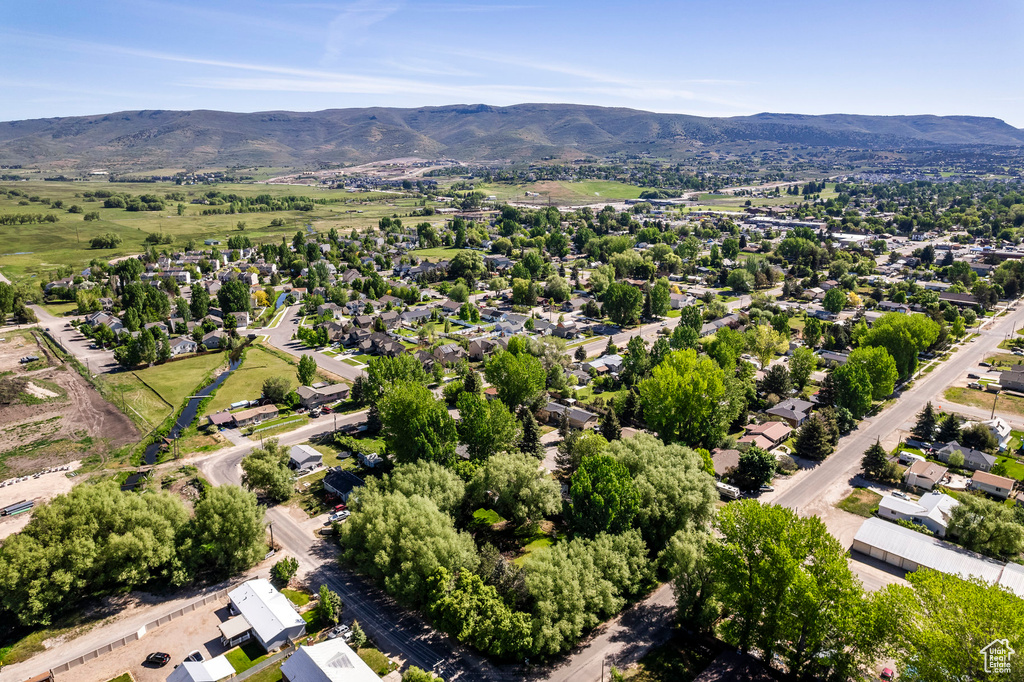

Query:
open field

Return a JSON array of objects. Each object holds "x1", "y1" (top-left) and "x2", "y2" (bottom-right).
[
  {"x1": 0, "y1": 180, "x2": 434, "y2": 280},
  {"x1": 406, "y1": 246, "x2": 468, "y2": 261},
  {"x1": 944, "y1": 387, "x2": 1024, "y2": 418},
  {"x1": 474, "y1": 179, "x2": 649, "y2": 204},
  {"x1": 837, "y1": 488, "x2": 882, "y2": 517},
  {"x1": 204, "y1": 346, "x2": 295, "y2": 415}
]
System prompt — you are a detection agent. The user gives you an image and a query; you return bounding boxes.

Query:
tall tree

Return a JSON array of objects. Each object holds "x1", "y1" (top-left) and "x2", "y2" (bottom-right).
[
  {"x1": 794, "y1": 413, "x2": 835, "y2": 461},
  {"x1": 297, "y1": 354, "x2": 318, "y2": 386},
  {"x1": 192, "y1": 485, "x2": 267, "y2": 577},
  {"x1": 937, "y1": 412, "x2": 961, "y2": 443},
  {"x1": 862, "y1": 313, "x2": 941, "y2": 379},
  {"x1": 847, "y1": 346, "x2": 898, "y2": 400},
  {"x1": 379, "y1": 381, "x2": 458, "y2": 465},
  {"x1": 467, "y1": 452, "x2": 561, "y2": 526},
  {"x1": 569, "y1": 455, "x2": 640, "y2": 537},
  {"x1": 913, "y1": 401, "x2": 938, "y2": 441},
  {"x1": 733, "y1": 447, "x2": 776, "y2": 491},
  {"x1": 484, "y1": 349, "x2": 546, "y2": 410},
  {"x1": 241, "y1": 439, "x2": 293, "y2": 502},
  {"x1": 602, "y1": 282, "x2": 643, "y2": 326},
  {"x1": 861, "y1": 439, "x2": 891, "y2": 480},
  {"x1": 457, "y1": 392, "x2": 521, "y2": 461},
  {"x1": 831, "y1": 361, "x2": 874, "y2": 419}
]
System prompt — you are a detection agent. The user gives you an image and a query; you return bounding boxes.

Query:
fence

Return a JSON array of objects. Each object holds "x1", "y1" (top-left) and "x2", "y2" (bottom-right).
[{"x1": 49, "y1": 587, "x2": 233, "y2": 675}]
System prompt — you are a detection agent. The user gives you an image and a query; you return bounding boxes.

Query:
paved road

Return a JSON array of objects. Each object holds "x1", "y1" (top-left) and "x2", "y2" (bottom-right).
[
  {"x1": 774, "y1": 303, "x2": 1024, "y2": 513},
  {"x1": 260, "y1": 304, "x2": 365, "y2": 382}
]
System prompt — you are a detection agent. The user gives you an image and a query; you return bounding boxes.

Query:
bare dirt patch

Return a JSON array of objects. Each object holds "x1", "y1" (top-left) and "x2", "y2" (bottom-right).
[
  {"x1": 0, "y1": 460, "x2": 80, "y2": 540},
  {"x1": 24, "y1": 381, "x2": 59, "y2": 399}
]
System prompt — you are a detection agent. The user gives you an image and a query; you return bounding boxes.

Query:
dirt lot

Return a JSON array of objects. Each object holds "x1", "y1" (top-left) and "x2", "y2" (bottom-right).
[
  {"x1": 0, "y1": 460, "x2": 80, "y2": 540},
  {"x1": 0, "y1": 333, "x2": 138, "y2": 477}
]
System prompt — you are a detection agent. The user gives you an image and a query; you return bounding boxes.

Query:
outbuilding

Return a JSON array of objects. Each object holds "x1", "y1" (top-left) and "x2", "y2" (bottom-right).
[{"x1": 226, "y1": 579, "x2": 306, "y2": 653}]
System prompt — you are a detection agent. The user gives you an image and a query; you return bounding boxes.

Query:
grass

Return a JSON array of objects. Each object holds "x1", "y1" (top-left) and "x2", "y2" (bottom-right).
[
  {"x1": 472, "y1": 507, "x2": 504, "y2": 528},
  {"x1": 407, "y1": 246, "x2": 468, "y2": 261},
  {"x1": 41, "y1": 301, "x2": 79, "y2": 316},
  {"x1": 103, "y1": 675, "x2": 133, "y2": 682},
  {"x1": 240, "y1": 661, "x2": 283, "y2": 682},
  {"x1": 357, "y1": 648, "x2": 395, "y2": 676},
  {"x1": 0, "y1": 614, "x2": 97, "y2": 666},
  {"x1": 837, "y1": 488, "x2": 883, "y2": 518},
  {"x1": 246, "y1": 414, "x2": 310, "y2": 437},
  {"x1": 944, "y1": 387, "x2": 1024, "y2": 418},
  {"x1": 225, "y1": 641, "x2": 272, "y2": 673},
  {"x1": 282, "y1": 588, "x2": 310, "y2": 606},
  {"x1": 995, "y1": 456, "x2": 1024, "y2": 481},
  {"x1": 473, "y1": 179, "x2": 648, "y2": 205},
  {"x1": 204, "y1": 345, "x2": 297, "y2": 415}
]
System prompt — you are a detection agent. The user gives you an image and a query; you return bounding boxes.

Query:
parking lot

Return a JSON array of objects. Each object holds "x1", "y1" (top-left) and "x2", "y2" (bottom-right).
[{"x1": 54, "y1": 602, "x2": 236, "y2": 682}]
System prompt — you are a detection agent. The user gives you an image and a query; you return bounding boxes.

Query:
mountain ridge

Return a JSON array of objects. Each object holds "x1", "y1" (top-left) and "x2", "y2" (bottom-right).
[{"x1": 1, "y1": 103, "x2": 1021, "y2": 170}]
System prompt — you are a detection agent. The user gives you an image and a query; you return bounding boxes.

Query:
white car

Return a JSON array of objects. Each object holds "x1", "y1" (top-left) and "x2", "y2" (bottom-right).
[{"x1": 329, "y1": 510, "x2": 350, "y2": 523}]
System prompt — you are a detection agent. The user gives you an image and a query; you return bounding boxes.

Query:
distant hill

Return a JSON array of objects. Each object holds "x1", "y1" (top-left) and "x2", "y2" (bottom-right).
[{"x1": 1, "y1": 104, "x2": 1022, "y2": 170}]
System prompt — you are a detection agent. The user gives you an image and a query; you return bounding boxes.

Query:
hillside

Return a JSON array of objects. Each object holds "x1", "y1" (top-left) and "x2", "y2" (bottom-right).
[{"x1": 1, "y1": 103, "x2": 1022, "y2": 170}]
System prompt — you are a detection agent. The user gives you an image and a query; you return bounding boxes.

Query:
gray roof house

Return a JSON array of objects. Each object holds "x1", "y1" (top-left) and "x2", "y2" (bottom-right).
[
  {"x1": 323, "y1": 468, "x2": 365, "y2": 503},
  {"x1": 935, "y1": 441, "x2": 996, "y2": 472},
  {"x1": 225, "y1": 579, "x2": 306, "y2": 652},
  {"x1": 289, "y1": 444, "x2": 323, "y2": 470}
]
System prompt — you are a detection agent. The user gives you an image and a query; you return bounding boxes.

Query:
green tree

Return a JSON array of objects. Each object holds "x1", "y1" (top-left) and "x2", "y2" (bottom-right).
[
  {"x1": 379, "y1": 381, "x2": 458, "y2": 465},
  {"x1": 861, "y1": 439, "x2": 891, "y2": 480},
  {"x1": 638, "y1": 349, "x2": 741, "y2": 449},
  {"x1": 457, "y1": 392, "x2": 521, "y2": 461},
  {"x1": 545, "y1": 274, "x2": 571, "y2": 303},
  {"x1": 948, "y1": 495, "x2": 1024, "y2": 558},
  {"x1": 484, "y1": 349, "x2": 546, "y2": 410},
  {"x1": 340, "y1": 489, "x2": 478, "y2": 607},
  {"x1": 518, "y1": 406, "x2": 544, "y2": 458},
  {"x1": 349, "y1": 620, "x2": 367, "y2": 649},
  {"x1": 217, "y1": 279, "x2": 252, "y2": 313},
  {"x1": 262, "y1": 376, "x2": 292, "y2": 404},
  {"x1": 758, "y1": 364, "x2": 791, "y2": 397},
  {"x1": 726, "y1": 268, "x2": 753, "y2": 293},
  {"x1": 378, "y1": 461, "x2": 466, "y2": 516},
  {"x1": 600, "y1": 409, "x2": 621, "y2": 441},
  {"x1": 802, "y1": 317, "x2": 822, "y2": 348},
  {"x1": 271, "y1": 557, "x2": 298, "y2": 584},
  {"x1": 733, "y1": 447, "x2": 776, "y2": 491},
  {"x1": 192, "y1": 485, "x2": 267, "y2": 577},
  {"x1": 602, "y1": 282, "x2": 643, "y2": 326},
  {"x1": 794, "y1": 413, "x2": 835, "y2": 461},
  {"x1": 913, "y1": 401, "x2": 938, "y2": 441},
  {"x1": 402, "y1": 667, "x2": 441, "y2": 682},
  {"x1": 316, "y1": 584, "x2": 343, "y2": 626},
  {"x1": 190, "y1": 285, "x2": 210, "y2": 320},
  {"x1": 822, "y1": 287, "x2": 847, "y2": 314},
  {"x1": 937, "y1": 412, "x2": 961, "y2": 443},
  {"x1": 467, "y1": 452, "x2": 561, "y2": 527},
  {"x1": 883, "y1": 568, "x2": 1024, "y2": 682},
  {"x1": 747, "y1": 324, "x2": 787, "y2": 368},
  {"x1": 569, "y1": 455, "x2": 640, "y2": 536},
  {"x1": 241, "y1": 439, "x2": 293, "y2": 502},
  {"x1": 961, "y1": 422, "x2": 999, "y2": 452},
  {"x1": 362, "y1": 354, "x2": 428, "y2": 404},
  {"x1": 650, "y1": 279, "x2": 671, "y2": 317},
  {"x1": 297, "y1": 354, "x2": 317, "y2": 386},
  {"x1": 607, "y1": 433, "x2": 717, "y2": 550},
  {"x1": 830, "y1": 362, "x2": 874, "y2": 419},
  {"x1": 847, "y1": 346, "x2": 898, "y2": 400},
  {"x1": 862, "y1": 312, "x2": 941, "y2": 379},
  {"x1": 666, "y1": 528, "x2": 721, "y2": 632}
]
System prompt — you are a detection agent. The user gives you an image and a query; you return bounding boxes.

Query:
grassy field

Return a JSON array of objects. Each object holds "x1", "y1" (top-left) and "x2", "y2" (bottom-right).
[
  {"x1": 103, "y1": 675, "x2": 132, "y2": 682},
  {"x1": 406, "y1": 246, "x2": 469, "y2": 261},
  {"x1": 837, "y1": 488, "x2": 882, "y2": 517},
  {"x1": 995, "y1": 455, "x2": 1024, "y2": 481},
  {"x1": 944, "y1": 387, "x2": 1024, "y2": 418},
  {"x1": 204, "y1": 346, "x2": 296, "y2": 415},
  {"x1": 473, "y1": 180, "x2": 649, "y2": 205},
  {"x1": 0, "y1": 180, "x2": 431, "y2": 280},
  {"x1": 96, "y1": 352, "x2": 226, "y2": 428}
]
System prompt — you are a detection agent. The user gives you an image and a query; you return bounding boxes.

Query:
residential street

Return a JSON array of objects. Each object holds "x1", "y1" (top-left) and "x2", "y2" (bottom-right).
[{"x1": 260, "y1": 304, "x2": 366, "y2": 381}]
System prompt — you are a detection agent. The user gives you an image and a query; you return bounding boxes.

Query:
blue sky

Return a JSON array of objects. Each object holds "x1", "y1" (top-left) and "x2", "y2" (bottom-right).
[{"x1": 2, "y1": 0, "x2": 1023, "y2": 125}]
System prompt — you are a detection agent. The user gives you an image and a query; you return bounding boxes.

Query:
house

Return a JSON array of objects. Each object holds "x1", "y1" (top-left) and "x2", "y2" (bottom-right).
[
  {"x1": 537, "y1": 402, "x2": 599, "y2": 430},
  {"x1": 202, "y1": 330, "x2": 226, "y2": 349},
  {"x1": 166, "y1": 656, "x2": 235, "y2": 682},
  {"x1": 224, "y1": 579, "x2": 306, "y2": 652},
  {"x1": 208, "y1": 411, "x2": 234, "y2": 429},
  {"x1": 232, "y1": 405, "x2": 279, "y2": 429},
  {"x1": 739, "y1": 421, "x2": 792, "y2": 450},
  {"x1": 433, "y1": 343, "x2": 467, "y2": 365},
  {"x1": 939, "y1": 291, "x2": 978, "y2": 308},
  {"x1": 670, "y1": 295, "x2": 695, "y2": 310},
  {"x1": 877, "y1": 300, "x2": 911, "y2": 314},
  {"x1": 169, "y1": 336, "x2": 198, "y2": 356},
  {"x1": 971, "y1": 470, "x2": 1015, "y2": 500},
  {"x1": 764, "y1": 398, "x2": 814, "y2": 427},
  {"x1": 935, "y1": 441, "x2": 996, "y2": 472},
  {"x1": 358, "y1": 452, "x2": 383, "y2": 468},
  {"x1": 352, "y1": 315, "x2": 373, "y2": 329},
  {"x1": 400, "y1": 307, "x2": 433, "y2": 325},
  {"x1": 699, "y1": 313, "x2": 741, "y2": 337},
  {"x1": 468, "y1": 338, "x2": 499, "y2": 361},
  {"x1": 323, "y1": 468, "x2": 365, "y2": 503},
  {"x1": 711, "y1": 448, "x2": 741, "y2": 479},
  {"x1": 552, "y1": 321, "x2": 579, "y2": 339},
  {"x1": 280, "y1": 639, "x2": 379, "y2": 682},
  {"x1": 439, "y1": 299, "x2": 463, "y2": 315},
  {"x1": 904, "y1": 459, "x2": 949, "y2": 491},
  {"x1": 317, "y1": 303, "x2": 345, "y2": 320},
  {"x1": 963, "y1": 418, "x2": 1013, "y2": 450},
  {"x1": 289, "y1": 444, "x2": 323, "y2": 470},
  {"x1": 378, "y1": 310, "x2": 401, "y2": 329},
  {"x1": 877, "y1": 491, "x2": 959, "y2": 537},
  {"x1": 562, "y1": 298, "x2": 587, "y2": 312},
  {"x1": 296, "y1": 383, "x2": 349, "y2": 409},
  {"x1": 479, "y1": 307, "x2": 507, "y2": 322}
]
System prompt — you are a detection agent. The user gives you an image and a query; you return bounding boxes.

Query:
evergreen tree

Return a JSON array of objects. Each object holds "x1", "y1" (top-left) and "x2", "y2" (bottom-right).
[
  {"x1": 518, "y1": 406, "x2": 544, "y2": 458},
  {"x1": 558, "y1": 411, "x2": 571, "y2": 439},
  {"x1": 601, "y1": 410, "x2": 621, "y2": 441},
  {"x1": 463, "y1": 369, "x2": 482, "y2": 395},
  {"x1": 936, "y1": 413, "x2": 961, "y2": 443},
  {"x1": 815, "y1": 369, "x2": 836, "y2": 407},
  {"x1": 605, "y1": 338, "x2": 618, "y2": 356},
  {"x1": 620, "y1": 390, "x2": 639, "y2": 426},
  {"x1": 575, "y1": 345, "x2": 587, "y2": 363},
  {"x1": 643, "y1": 290, "x2": 653, "y2": 319},
  {"x1": 913, "y1": 401, "x2": 937, "y2": 441},
  {"x1": 794, "y1": 414, "x2": 835, "y2": 461},
  {"x1": 861, "y1": 439, "x2": 889, "y2": 479}
]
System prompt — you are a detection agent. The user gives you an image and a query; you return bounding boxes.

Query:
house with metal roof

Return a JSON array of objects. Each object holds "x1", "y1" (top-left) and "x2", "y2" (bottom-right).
[
  {"x1": 877, "y1": 491, "x2": 959, "y2": 537},
  {"x1": 166, "y1": 655, "x2": 235, "y2": 682},
  {"x1": 289, "y1": 444, "x2": 323, "y2": 470},
  {"x1": 281, "y1": 639, "x2": 379, "y2": 682},
  {"x1": 224, "y1": 579, "x2": 306, "y2": 652}
]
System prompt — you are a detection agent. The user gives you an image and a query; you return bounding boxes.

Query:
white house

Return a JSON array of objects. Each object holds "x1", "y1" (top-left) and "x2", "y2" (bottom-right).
[
  {"x1": 971, "y1": 471, "x2": 1016, "y2": 500},
  {"x1": 877, "y1": 491, "x2": 959, "y2": 537},
  {"x1": 289, "y1": 444, "x2": 323, "y2": 471},
  {"x1": 964, "y1": 418, "x2": 1013, "y2": 451},
  {"x1": 169, "y1": 336, "x2": 198, "y2": 356},
  {"x1": 281, "y1": 639, "x2": 379, "y2": 682},
  {"x1": 224, "y1": 579, "x2": 306, "y2": 652},
  {"x1": 166, "y1": 655, "x2": 235, "y2": 682}
]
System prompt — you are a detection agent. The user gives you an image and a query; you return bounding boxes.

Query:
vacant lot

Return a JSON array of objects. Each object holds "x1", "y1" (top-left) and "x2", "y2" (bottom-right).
[
  {"x1": 944, "y1": 387, "x2": 1024, "y2": 418},
  {"x1": 837, "y1": 488, "x2": 882, "y2": 518},
  {"x1": 204, "y1": 346, "x2": 295, "y2": 415}
]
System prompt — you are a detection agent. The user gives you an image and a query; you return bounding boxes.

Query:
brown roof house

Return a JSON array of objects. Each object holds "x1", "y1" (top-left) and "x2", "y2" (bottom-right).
[{"x1": 904, "y1": 460, "x2": 948, "y2": 491}]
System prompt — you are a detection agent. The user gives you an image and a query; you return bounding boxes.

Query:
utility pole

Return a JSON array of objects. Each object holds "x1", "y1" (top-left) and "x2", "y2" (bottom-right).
[
  {"x1": 269, "y1": 523, "x2": 274, "y2": 549},
  {"x1": 992, "y1": 393, "x2": 998, "y2": 419}
]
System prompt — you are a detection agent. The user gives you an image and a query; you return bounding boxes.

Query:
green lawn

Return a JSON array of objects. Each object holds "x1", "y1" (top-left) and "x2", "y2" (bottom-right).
[
  {"x1": 204, "y1": 345, "x2": 297, "y2": 415},
  {"x1": 995, "y1": 456, "x2": 1024, "y2": 481},
  {"x1": 472, "y1": 507, "x2": 504, "y2": 528},
  {"x1": 225, "y1": 641, "x2": 272, "y2": 673},
  {"x1": 837, "y1": 488, "x2": 882, "y2": 518},
  {"x1": 282, "y1": 588, "x2": 310, "y2": 606},
  {"x1": 240, "y1": 661, "x2": 283, "y2": 682},
  {"x1": 41, "y1": 301, "x2": 79, "y2": 316},
  {"x1": 407, "y1": 246, "x2": 469, "y2": 261},
  {"x1": 245, "y1": 414, "x2": 310, "y2": 437},
  {"x1": 357, "y1": 648, "x2": 395, "y2": 676},
  {"x1": 945, "y1": 387, "x2": 1024, "y2": 418},
  {"x1": 103, "y1": 675, "x2": 133, "y2": 682},
  {"x1": 133, "y1": 352, "x2": 226, "y2": 410}
]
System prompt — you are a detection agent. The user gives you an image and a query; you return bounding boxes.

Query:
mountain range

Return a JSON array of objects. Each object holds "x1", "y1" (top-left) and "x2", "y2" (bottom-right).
[{"x1": 1, "y1": 103, "x2": 1022, "y2": 170}]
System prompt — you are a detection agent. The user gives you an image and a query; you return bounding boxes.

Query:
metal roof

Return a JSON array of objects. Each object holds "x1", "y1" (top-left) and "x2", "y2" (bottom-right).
[
  {"x1": 280, "y1": 640, "x2": 380, "y2": 682},
  {"x1": 228, "y1": 579, "x2": 305, "y2": 646},
  {"x1": 854, "y1": 518, "x2": 1024, "y2": 596},
  {"x1": 166, "y1": 655, "x2": 235, "y2": 682}
]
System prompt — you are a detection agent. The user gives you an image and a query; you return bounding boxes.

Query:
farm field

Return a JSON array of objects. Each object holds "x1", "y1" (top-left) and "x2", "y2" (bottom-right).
[
  {"x1": 473, "y1": 179, "x2": 649, "y2": 204},
  {"x1": 203, "y1": 345, "x2": 296, "y2": 415}
]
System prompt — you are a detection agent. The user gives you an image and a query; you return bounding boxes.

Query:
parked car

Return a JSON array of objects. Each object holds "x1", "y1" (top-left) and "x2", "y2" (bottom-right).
[
  {"x1": 186, "y1": 650, "x2": 205, "y2": 663},
  {"x1": 967, "y1": 373, "x2": 978, "y2": 379},
  {"x1": 892, "y1": 491, "x2": 910, "y2": 500},
  {"x1": 329, "y1": 510, "x2": 350, "y2": 523},
  {"x1": 145, "y1": 652, "x2": 171, "y2": 667},
  {"x1": 759, "y1": 485, "x2": 775, "y2": 493},
  {"x1": 980, "y1": 361, "x2": 992, "y2": 367},
  {"x1": 880, "y1": 668, "x2": 895, "y2": 680},
  {"x1": 327, "y1": 624, "x2": 351, "y2": 640}
]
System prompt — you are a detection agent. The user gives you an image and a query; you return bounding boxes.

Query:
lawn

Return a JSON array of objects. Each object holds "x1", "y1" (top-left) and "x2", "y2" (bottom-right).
[
  {"x1": 627, "y1": 631, "x2": 723, "y2": 682},
  {"x1": 41, "y1": 301, "x2": 79, "y2": 316},
  {"x1": 995, "y1": 456, "x2": 1024, "y2": 481},
  {"x1": 282, "y1": 588, "x2": 310, "y2": 606},
  {"x1": 245, "y1": 414, "x2": 309, "y2": 437},
  {"x1": 472, "y1": 507, "x2": 504, "y2": 528},
  {"x1": 225, "y1": 641, "x2": 272, "y2": 673},
  {"x1": 103, "y1": 675, "x2": 133, "y2": 682},
  {"x1": 407, "y1": 246, "x2": 469, "y2": 261},
  {"x1": 204, "y1": 346, "x2": 297, "y2": 415},
  {"x1": 837, "y1": 488, "x2": 882, "y2": 518},
  {"x1": 357, "y1": 648, "x2": 395, "y2": 676},
  {"x1": 473, "y1": 179, "x2": 649, "y2": 205},
  {"x1": 240, "y1": 661, "x2": 283, "y2": 682},
  {"x1": 133, "y1": 352, "x2": 227, "y2": 411},
  {"x1": 944, "y1": 387, "x2": 1024, "y2": 418}
]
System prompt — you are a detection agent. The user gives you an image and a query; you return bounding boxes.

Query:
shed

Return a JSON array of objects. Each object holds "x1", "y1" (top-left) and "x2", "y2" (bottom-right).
[
  {"x1": 166, "y1": 655, "x2": 235, "y2": 682},
  {"x1": 289, "y1": 444, "x2": 323, "y2": 470}
]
